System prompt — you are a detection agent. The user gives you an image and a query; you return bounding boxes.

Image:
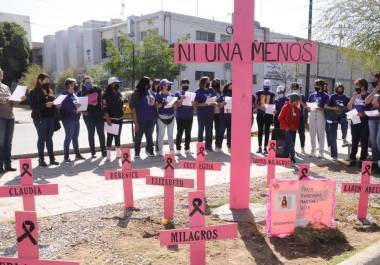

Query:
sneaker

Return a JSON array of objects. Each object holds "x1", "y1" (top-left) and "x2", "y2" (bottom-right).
[
  {"x1": 75, "y1": 154, "x2": 85, "y2": 160},
  {"x1": 263, "y1": 148, "x2": 268, "y2": 155},
  {"x1": 38, "y1": 159, "x2": 48, "y2": 167},
  {"x1": 342, "y1": 139, "x2": 349, "y2": 147},
  {"x1": 175, "y1": 150, "x2": 181, "y2": 155},
  {"x1": 318, "y1": 153, "x2": 324, "y2": 159},
  {"x1": 64, "y1": 158, "x2": 71, "y2": 163},
  {"x1": 134, "y1": 155, "x2": 141, "y2": 160},
  {"x1": 106, "y1": 150, "x2": 111, "y2": 161},
  {"x1": 4, "y1": 165, "x2": 17, "y2": 172},
  {"x1": 185, "y1": 149, "x2": 192, "y2": 154},
  {"x1": 157, "y1": 151, "x2": 163, "y2": 157},
  {"x1": 256, "y1": 147, "x2": 262, "y2": 154},
  {"x1": 49, "y1": 159, "x2": 59, "y2": 166},
  {"x1": 332, "y1": 157, "x2": 338, "y2": 161},
  {"x1": 91, "y1": 153, "x2": 97, "y2": 158},
  {"x1": 310, "y1": 151, "x2": 316, "y2": 157},
  {"x1": 147, "y1": 153, "x2": 155, "y2": 157}
]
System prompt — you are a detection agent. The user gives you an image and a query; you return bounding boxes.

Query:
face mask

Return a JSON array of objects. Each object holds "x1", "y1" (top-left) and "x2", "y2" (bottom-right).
[
  {"x1": 314, "y1": 86, "x2": 320, "y2": 92},
  {"x1": 84, "y1": 83, "x2": 92, "y2": 90},
  {"x1": 205, "y1": 82, "x2": 210, "y2": 88},
  {"x1": 182, "y1": 85, "x2": 189, "y2": 91},
  {"x1": 336, "y1": 90, "x2": 344, "y2": 95},
  {"x1": 355, "y1": 87, "x2": 361, "y2": 94},
  {"x1": 42, "y1": 83, "x2": 50, "y2": 89},
  {"x1": 167, "y1": 85, "x2": 172, "y2": 91},
  {"x1": 113, "y1": 83, "x2": 120, "y2": 90},
  {"x1": 263, "y1": 87, "x2": 270, "y2": 92}
]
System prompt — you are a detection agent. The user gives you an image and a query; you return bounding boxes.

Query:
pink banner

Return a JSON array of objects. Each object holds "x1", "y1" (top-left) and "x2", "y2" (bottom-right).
[
  {"x1": 146, "y1": 176, "x2": 194, "y2": 188},
  {"x1": 0, "y1": 184, "x2": 58, "y2": 197},
  {"x1": 104, "y1": 169, "x2": 150, "y2": 180},
  {"x1": 16, "y1": 211, "x2": 39, "y2": 259},
  {"x1": 174, "y1": 41, "x2": 316, "y2": 64}
]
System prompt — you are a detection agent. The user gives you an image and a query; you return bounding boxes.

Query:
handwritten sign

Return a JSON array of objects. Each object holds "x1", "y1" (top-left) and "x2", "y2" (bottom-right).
[
  {"x1": 0, "y1": 211, "x2": 79, "y2": 264},
  {"x1": 0, "y1": 159, "x2": 58, "y2": 211},
  {"x1": 104, "y1": 148, "x2": 150, "y2": 209},
  {"x1": 252, "y1": 140, "x2": 292, "y2": 186},
  {"x1": 179, "y1": 142, "x2": 222, "y2": 191},
  {"x1": 341, "y1": 161, "x2": 380, "y2": 220},
  {"x1": 146, "y1": 154, "x2": 194, "y2": 221},
  {"x1": 160, "y1": 191, "x2": 237, "y2": 265},
  {"x1": 267, "y1": 175, "x2": 336, "y2": 237}
]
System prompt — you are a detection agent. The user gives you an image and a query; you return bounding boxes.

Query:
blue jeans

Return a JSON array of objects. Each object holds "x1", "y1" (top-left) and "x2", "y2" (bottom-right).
[
  {"x1": 197, "y1": 113, "x2": 213, "y2": 150},
  {"x1": 337, "y1": 116, "x2": 348, "y2": 140},
  {"x1": 284, "y1": 130, "x2": 296, "y2": 159},
  {"x1": 0, "y1": 118, "x2": 14, "y2": 167},
  {"x1": 135, "y1": 119, "x2": 155, "y2": 156},
  {"x1": 327, "y1": 122, "x2": 338, "y2": 158},
  {"x1": 218, "y1": 113, "x2": 231, "y2": 148},
  {"x1": 368, "y1": 119, "x2": 380, "y2": 162},
  {"x1": 33, "y1": 118, "x2": 55, "y2": 159},
  {"x1": 62, "y1": 119, "x2": 80, "y2": 158},
  {"x1": 83, "y1": 115, "x2": 106, "y2": 155}
]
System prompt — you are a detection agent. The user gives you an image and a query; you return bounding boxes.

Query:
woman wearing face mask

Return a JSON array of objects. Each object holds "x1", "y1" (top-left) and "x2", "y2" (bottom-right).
[
  {"x1": 289, "y1": 83, "x2": 307, "y2": 153},
  {"x1": 151, "y1": 79, "x2": 161, "y2": 153},
  {"x1": 274, "y1": 85, "x2": 288, "y2": 129},
  {"x1": 60, "y1": 78, "x2": 84, "y2": 163},
  {"x1": 77, "y1": 76, "x2": 106, "y2": 158},
  {"x1": 175, "y1": 79, "x2": 194, "y2": 154},
  {"x1": 324, "y1": 84, "x2": 349, "y2": 161},
  {"x1": 29, "y1": 74, "x2": 59, "y2": 167},
  {"x1": 194, "y1": 76, "x2": 218, "y2": 151},
  {"x1": 364, "y1": 73, "x2": 380, "y2": 171},
  {"x1": 256, "y1": 79, "x2": 275, "y2": 154},
  {"x1": 102, "y1": 77, "x2": 124, "y2": 161},
  {"x1": 211, "y1": 79, "x2": 222, "y2": 151},
  {"x1": 217, "y1": 83, "x2": 232, "y2": 152},
  {"x1": 130, "y1": 76, "x2": 156, "y2": 158},
  {"x1": 307, "y1": 79, "x2": 329, "y2": 158},
  {"x1": 347, "y1": 78, "x2": 371, "y2": 167}
]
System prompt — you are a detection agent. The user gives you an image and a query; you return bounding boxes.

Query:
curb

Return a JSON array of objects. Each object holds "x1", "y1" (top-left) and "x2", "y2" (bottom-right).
[{"x1": 338, "y1": 240, "x2": 380, "y2": 265}]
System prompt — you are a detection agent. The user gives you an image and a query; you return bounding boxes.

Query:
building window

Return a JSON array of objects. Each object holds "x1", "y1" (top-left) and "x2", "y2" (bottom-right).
[
  {"x1": 253, "y1": 75, "x2": 257, "y2": 85},
  {"x1": 220, "y1": 34, "x2": 232, "y2": 42},
  {"x1": 101, "y1": 39, "x2": 111, "y2": 59},
  {"x1": 196, "y1": 30, "x2": 215, "y2": 42},
  {"x1": 195, "y1": 71, "x2": 215, "y2": 81}
]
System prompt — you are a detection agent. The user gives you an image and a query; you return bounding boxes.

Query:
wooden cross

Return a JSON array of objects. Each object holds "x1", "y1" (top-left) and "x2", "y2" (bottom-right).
[
  {"x1": 174, "y1": 0, "x2": 316, "y2": 209},
  {"x1": 341, "y1": 161, "x2": 380, "y2": 220},
  {"x1": 146, "y1": 154, "x2": 194, "y2": 221},
  {"x1": 179, "y1": 142, "x2": 222, "y2": 191},
  {"x1": 160, "y1": 191, "x2": 238, "y2": 265},
  {"x1": 0, "y1": 211, "x2": 79, "y2": 264},
  {"x1": 0, "y1": 159, "x2": 59, "y2": 211},
  {"x1": 252, "y1": 140, "x2": 292, "y2": 186},
  {"x1": 104, "y1": 148, "x2": 150, "y2": 209}
]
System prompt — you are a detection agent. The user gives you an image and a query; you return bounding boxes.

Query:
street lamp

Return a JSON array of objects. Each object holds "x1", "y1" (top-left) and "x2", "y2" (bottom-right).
[{"x1": 305, "y1": 0, "x2": 313, "y2": 97}]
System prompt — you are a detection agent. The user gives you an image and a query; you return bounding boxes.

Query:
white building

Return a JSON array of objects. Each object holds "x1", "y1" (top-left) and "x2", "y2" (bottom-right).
[
  {"x1": 0, "y1": 12, "x2": 32, "y2": 45},
  {"x1": 42, "y1": 11, "x2": 372, "y2": 94}
]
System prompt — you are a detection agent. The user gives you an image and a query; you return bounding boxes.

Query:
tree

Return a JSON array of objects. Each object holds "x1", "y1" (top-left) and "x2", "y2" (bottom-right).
[
  {"x1": 54, "y1": 68, "x2": 79, "y2": 93},
  {"x1": 19, "y1": 64, "x2": 46, "y2": 90},
  {"x1": 0, "y1": 22, "x2": 30, "y2": 86},
  {"x1": 316, "y1": 0, "x2": 380, "y2": 72},
  {"x1": 84, "y1": 64, "x2": 109, "y2": 87}
]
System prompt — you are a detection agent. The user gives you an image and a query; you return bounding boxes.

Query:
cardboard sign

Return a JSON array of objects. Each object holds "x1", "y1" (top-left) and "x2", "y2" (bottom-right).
[
  {"x1": 0, "y1": 159, "x2": 58, "y2": 211},
  {"x1": 341, "y1": 161, "x2": 379, "y2": 220},
  {"x1": 267, "y1": 177, "x2": 336, "y2": 237},
  {"x1": 104, "y1": 149, "x2": 150, "y2": 209},
  {"x1": 0, "y1": 211, "x2": 79, "y2": 265},
  {"x1": 252, "y1": 140, "x2": 292, "y2": 186},
  {"x1": 146, "y1": 154, "x2": 194, "y2": 220},
  {"x1": 160, "y1": 191, "x2": 237, "y2": 265},
  {"x1": 179, "y1": 142, "x2": 222, "y2": 191}
]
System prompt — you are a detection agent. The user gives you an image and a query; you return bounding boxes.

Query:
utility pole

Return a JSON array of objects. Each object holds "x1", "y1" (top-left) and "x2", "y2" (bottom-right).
[{"x1": 305, "y1": 0, "x2": 313, "y2": 97}]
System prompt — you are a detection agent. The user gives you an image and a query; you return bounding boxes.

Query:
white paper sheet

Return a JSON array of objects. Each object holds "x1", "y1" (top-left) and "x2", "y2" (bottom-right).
[
  {"x1": 181, "y1": 92, "x2": 196, "y2": 106},
  {"x1": 265, "y1": 104, "x2": 275, "y2": 115},
  {"x1": 224, "y1": 96, "x2": 232, "y2": 112},
  {"x1": 364, "y1": 110, "x2": 380, "y2": 117},
  {"x1": 76, "y1": 96, "x2": 88, "y2": 112},
  {"x1": 345, "y1": 109, "x2": 358, "y2": 118},
  {"x1": 9, "y1": 85, "x2": 27, "y2": 101},
  {"x1": 205, "y1": 96, "x2": 217, "y2": 105},
  {"x1": 104, "y1": 123, "x2": 120, "y2": 135},
  {"x1": 164, "y1": 96, "x2": 178, "y2": 108},
  {"x1": 53, "y1": 95, "x2": 67, "y2": 105},
  {"x1": 351, "y1": 114, "x2": 361, "y2": 124},
  {"x1": 306, "y1": 102, "x2": 318, "y2": 110}
]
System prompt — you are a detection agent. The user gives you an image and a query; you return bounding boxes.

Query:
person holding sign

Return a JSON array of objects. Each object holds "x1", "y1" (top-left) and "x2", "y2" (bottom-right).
[
  {"x1": 60, "y1": 78, "x2": 85, "y2": 163},
  {"x1": 175, "y1": 79, "x2": 194, "y2": 154},
  {"x1": 274, "y1": 85, "x2": 288, "y2": 129},
  {"x1": 155, "y1": 79, "x2": 176, "y2": 156},
  {"x1": 217, "y1": 82, "x2": 232, "y2": 152},
  {"x1": 347, "y1": 78, "x2": 371, "y2": 167},
  {"x1": 102, "y1": 77, "x2": 124, "y2": 161},
  {"x1": 77, "y1": 76, "x2": 106, "y2": 158},
  {"x1": 29, "y1": 74, "x2": 59, "y2": 167},
  {"x1": 289, "y1": 83, "x2": 307, "y2": 154},
  {"x1": 129, "y1": 77, "x2": 156, "y2": 158},
  {"x1": 194, "y1": 76, "x2": 218, "y2": 152},
  {"x1": 256, "y1": 79, "x2": 275, "y2": 154},
  {"x1": 307, "y1": 79, "x2": 329, "y2": 158},
  {"x1": 324, "y1": 84, "x2": 349, "y2": 161}
]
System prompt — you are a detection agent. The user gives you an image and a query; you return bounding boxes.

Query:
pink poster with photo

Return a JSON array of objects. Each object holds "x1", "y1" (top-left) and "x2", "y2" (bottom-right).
[{"x1": 267, "y1": 178, "x2": 336, "y2": 237}]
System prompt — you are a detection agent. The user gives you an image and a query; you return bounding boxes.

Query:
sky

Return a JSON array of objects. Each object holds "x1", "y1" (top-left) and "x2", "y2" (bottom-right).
[{"x1": 0, "y1": 0, "x2": 321, "y2": 42}]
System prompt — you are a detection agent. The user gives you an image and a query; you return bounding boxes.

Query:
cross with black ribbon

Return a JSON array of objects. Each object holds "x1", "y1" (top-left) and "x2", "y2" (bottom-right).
[
  {"x1": 189, "y1": 198, "x2": 205, "y2": 217},
  {"x1": 268, "y1": 142, "x2": 276, "y2": 152},
  {"x1": 165, "y1": 157, "x2": 174, "y2": 170},
  {"x1": 20, "y1": 163, "x2": 32, "y2": 178},
  {"x1": 122, "y1": 153, "x2": 131, "y2": 165},
  {"x1": 197, "y1": 146, "x2": 205, "y2": 158},
  {"x1": 299, "y1": 168, "x2": 309, "y2": 180},
  {"x1": 362, "y1": 165, "x2": 371, "y2": 177},
  {"x1": 17, "y1": 220, "x2": 37, "y2": 245}
]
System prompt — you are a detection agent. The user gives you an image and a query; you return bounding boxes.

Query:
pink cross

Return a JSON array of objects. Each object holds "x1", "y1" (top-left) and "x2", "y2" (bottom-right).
[
  {"x1": 174, "y1": 0, "x2": 316, "y2": 209},
  {"x1": 179, "y1": 142, "x2": 222, "y2": 191},
  {"x1": 146, "y1": 154, "x2": 194, "y2": 221},
  {"x1": 341, "y1": 161, "x2": 380, "y2": 220},
  {"x1": 252, "y1": 140, "x2": 292, "y2": 186},
  {"x1": 0, "y1": 211, "x2": 79, "y2": 264},
  {"x1": 104, "y1": 148, "x2": 150, "y2": 209},
  {"x1": 160, "y1": 191, "x2": 238, "y2": 265},
  {"x1": 0, "y1": 159, "x2": 59, "y2": 211}
]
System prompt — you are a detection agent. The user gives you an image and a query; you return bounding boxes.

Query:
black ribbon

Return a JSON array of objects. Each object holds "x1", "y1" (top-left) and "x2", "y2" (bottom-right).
[
  {"x1": 299, "y1": 168, "x2": 309, "y2": 180},
  {"x1": 20, "y1": 163, "x2": 32, "y2": 177},
  {"x1": 122, "y1": 153, "x2": 131, "y2": 165},
  {"x1": 17, "y1": 220, "x2": 37, "y2": 245},
  {"x1": 189, "y1": 198, "x2": 205, "y2": 217},
  {"x1": 268, "y1": 142, "x2": 276, "y2": 152},
  {"x1": 165, "y1": 157, "x2": 174, "y2": 170},
  {"x1": 362, "y1": 165, "x2": 371, "y2": 176},
  {"x1": 197, "y1": 146, "x2": 205, "y2": 158}
]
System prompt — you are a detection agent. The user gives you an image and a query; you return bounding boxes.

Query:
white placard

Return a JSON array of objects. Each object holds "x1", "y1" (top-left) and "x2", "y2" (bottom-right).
[
  {"x1": 346, "y1": 109, "x2": 359, "y2": 118},
  {"x1": 205, "y1": 96, "x2": 217, "y2": 105},
  {"x1": 53, "y1": 94, "x2": 67, "y2": 105},
  {"x1": 306, "y1": 102, "x2": 318, "y2": 110},
  {"x1": 9, "y1": 85, "x2": 27, "y2": 101},
  {"x1": 181, "y1": 92, "x2": 196, "y2": 106},
  {"x1": 164, "y1": 96, "x2": 178, "y2": 109},
  {"x1": 104, "y1": 123, "x2": 120, "y2": 135},
  {"x1": 364, "y1": 110, "x2": 380, "y2": 117},
  {"x1": 351, "y1": 114, "x2": 361, "y2": 124},
  {"x1": 265, "y1": 104, "x2": 275, "y2": 115},
  {"x1": 76, "y1": 96, "x2": 88, "y2": 112},
  {"x1": 224, "y1": 96, "x2": 232, "y2": 112}
]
